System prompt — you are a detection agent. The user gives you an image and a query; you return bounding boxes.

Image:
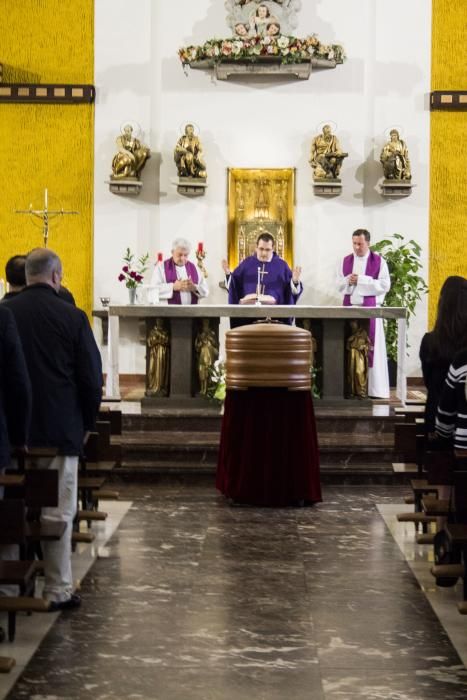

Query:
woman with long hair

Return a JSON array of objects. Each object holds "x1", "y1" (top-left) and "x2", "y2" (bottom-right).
[{"x1": 419, "y1": 275, "x2": 467, "y2": 432}]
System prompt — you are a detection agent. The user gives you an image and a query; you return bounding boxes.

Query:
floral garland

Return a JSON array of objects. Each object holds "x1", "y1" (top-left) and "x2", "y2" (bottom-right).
[{"x1": 179, "y1": 34, "x2": 345, "y2": 66}]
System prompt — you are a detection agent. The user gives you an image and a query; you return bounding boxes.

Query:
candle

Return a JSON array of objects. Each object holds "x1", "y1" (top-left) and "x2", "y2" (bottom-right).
[
  {"x1": 157, "y1": 252, "x2": 163, "y2": 262},
  {"x1": 197, "y1": 242, "x2": 204, "y2": 253}
]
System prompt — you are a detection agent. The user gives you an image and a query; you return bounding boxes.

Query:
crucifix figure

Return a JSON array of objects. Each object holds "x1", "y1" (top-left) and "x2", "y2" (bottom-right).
[
  {"x1": 15, "y1": 188, "x2": 79, "y2": 247},
  {"x1": 256, "y1": 264, "x2": 269, "y2": 300}
]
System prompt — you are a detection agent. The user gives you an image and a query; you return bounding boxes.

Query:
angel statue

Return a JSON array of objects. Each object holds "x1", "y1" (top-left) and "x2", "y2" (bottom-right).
[
  {"x1": 111, "y1": 124, "x2": 151, "y2": 180},
  {"x1": 225, "y1": 0, "x2": 302, "y2": 36},
  {"x1": 174, "y1": 124, "x2": 207, "y2": 180}
]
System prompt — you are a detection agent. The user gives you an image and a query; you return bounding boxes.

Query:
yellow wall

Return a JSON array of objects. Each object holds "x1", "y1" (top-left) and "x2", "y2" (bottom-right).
[
  {"x1": 0, "y1": 0, "x2": 94, "y2": 314},
  {"x1": 429, "y1": 0, "x2": 467, "y2": 325}
]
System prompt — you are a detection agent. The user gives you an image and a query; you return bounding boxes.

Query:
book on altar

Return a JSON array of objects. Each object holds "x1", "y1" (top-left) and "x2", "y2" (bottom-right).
[{"x1": 239, "y1": 294, "x2": 277, "y2": 305}]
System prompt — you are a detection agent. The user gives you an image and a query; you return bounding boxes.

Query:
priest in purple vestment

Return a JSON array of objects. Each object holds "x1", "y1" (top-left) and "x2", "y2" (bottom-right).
[
  {"x1": 227, "y1": 233, "x2": 302, "y2": 326},
  {"x1": 150, "y1": 237, "x2": 209, "y2": 305},
  {"x1": 336, "y1": 229, "x2": 391, "y2": 398}
]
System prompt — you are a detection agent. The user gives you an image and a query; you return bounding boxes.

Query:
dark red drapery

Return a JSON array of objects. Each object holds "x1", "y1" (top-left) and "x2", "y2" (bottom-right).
[{"x1": 216, "y1": 388, "x2": 322, "y2": 506}]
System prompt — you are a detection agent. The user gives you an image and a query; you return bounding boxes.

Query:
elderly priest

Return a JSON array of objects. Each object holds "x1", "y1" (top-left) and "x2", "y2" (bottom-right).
[
  {"x1": 150, "y1": 237, "x2": 209, "y2": 305},
  {"x1": 227, "y1": 233, "x2": 302, "y2": 325}
]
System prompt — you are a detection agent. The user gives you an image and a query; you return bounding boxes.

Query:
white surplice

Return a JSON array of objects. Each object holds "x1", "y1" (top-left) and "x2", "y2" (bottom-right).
[
  {"x1": 150, "y1": 262, "x2": 209, "y2": 305},
  {"x1": 336, "y1": 252, "x2": 391, "y2": 399}
]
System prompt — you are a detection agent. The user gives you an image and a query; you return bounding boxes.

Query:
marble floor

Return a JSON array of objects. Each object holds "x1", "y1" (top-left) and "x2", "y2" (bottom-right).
[{"x1": 1, "y1": 481, "x2": 466, "y2": 700}]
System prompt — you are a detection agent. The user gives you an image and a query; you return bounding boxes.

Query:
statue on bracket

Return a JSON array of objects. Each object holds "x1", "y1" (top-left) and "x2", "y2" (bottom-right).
[
  {"x1": 309, "y1": 124, "x2": 348, "y2": 197},
  {"x1": 226, "y1": 1, "x2": 302, "y2": 37},
  {"x1": 108, "y1": 124, "x2": 151, "y2": 196},
  {"x1": 179, "y1": 1, "x2": 344, "y2": 81},
  {"x1": 174, "y1": 124, "x2": 208, "y2": 197},
  {"x1": 380, "y1": 129, "x2": 413, "y2": 198}
]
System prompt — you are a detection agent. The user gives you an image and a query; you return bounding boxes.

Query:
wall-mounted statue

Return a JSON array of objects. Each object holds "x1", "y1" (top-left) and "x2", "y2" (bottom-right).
[
  {"x1": 380, "y1": 129, "x2": 413, "y2": 197},
  {"x1": 309, "y1": 124, "x2": 348, "y2": 196},
  {"x1": 226, "y1": 1, "x2": 301, "y2": 37},
  {"x1": 174, "y1": 124, "x2": 207, "y2": 197},
  {"x1": 109, "y1": 124, "x2": 151, "y2": 195},
  {"x1": 380, "y1": 129, "x2": 411, "y2": 181}
]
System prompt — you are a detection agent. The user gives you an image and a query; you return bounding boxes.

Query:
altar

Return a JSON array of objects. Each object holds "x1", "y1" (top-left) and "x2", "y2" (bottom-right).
[{"x1": 95, "y1": 305, "x2": 407, "y2": 405}]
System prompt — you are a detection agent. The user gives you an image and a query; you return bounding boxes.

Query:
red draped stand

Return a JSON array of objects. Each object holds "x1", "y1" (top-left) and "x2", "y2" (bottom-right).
[
  {"x1": 215, "y1": 321, "x2": 322, "y2": 507},
  {"x1": 216, "y1": 388, "x2": 322, "y2": 506}
]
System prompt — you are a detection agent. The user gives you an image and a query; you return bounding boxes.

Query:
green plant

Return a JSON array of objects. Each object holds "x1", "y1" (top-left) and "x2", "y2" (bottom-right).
[{"x1": 371, "y1": 234, "x2": 428, "y2": 362}]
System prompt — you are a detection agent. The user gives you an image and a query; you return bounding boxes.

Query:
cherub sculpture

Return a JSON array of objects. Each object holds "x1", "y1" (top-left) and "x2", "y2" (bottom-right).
[{"x1": 225, "y1": 0, "x2": 302, "y2": 36}]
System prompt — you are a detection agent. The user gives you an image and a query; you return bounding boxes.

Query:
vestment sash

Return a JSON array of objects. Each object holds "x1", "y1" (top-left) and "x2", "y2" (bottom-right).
[
  {"x1": 342, "y1": 252, "x2": 382, "y2": 368},
  {"x1": 164, "y1": 258, "x2": 199, "y2": 305}
]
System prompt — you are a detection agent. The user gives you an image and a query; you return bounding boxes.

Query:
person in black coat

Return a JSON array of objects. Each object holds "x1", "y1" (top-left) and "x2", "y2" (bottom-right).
[
  {"x1": 0, "y1": 305, "x2": 31, "y2": 638},
  {"x1": 4, "y1": 248, "x2": 103, "y2": 610},
  {"x1": 0, "y1": 306, "x2": 31, "y2": 469},
  {"x1": 419, "y1": 276, "x2": 467, "y2": 433}
]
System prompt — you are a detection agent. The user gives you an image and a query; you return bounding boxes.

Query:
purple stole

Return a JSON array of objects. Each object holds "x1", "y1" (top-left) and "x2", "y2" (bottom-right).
[
  {"x1": 342, "y1": 252, "x2": 382, "y2": 368},
  {"x1": 164, "y1": 258, "x2": 199, "y2": 305}
]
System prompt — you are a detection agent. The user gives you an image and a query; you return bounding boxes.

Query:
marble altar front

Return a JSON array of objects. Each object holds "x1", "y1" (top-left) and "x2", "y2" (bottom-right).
[{"x1": 93, "y1": 305, "x2": 407, "y2": 405}]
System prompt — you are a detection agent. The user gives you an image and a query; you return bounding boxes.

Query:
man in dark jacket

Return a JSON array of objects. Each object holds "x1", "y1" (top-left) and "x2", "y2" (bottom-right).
[
  {"x1": 0, "y1": 305, "x2": 31, "y2": 638},
  {"x1": 4, "y1": 248, "x2": 103, "y2": 610}
]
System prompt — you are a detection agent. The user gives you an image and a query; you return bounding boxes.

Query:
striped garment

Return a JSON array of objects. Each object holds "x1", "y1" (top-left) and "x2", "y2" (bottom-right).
[{"x1": 436, "y1": 349, "x2": 467, "y2": 451}]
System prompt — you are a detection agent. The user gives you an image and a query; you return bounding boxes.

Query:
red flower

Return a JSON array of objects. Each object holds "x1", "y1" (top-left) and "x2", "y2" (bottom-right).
[
  {"x1": 118, "y1": 273, "x2": 125, "y2": 282},
  {"x1": 122, "y1": 265, "x2": 129, "y2": 273}
]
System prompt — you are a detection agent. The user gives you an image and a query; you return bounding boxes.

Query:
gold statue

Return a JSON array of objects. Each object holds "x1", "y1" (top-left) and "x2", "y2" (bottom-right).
[
  {"x1": 174, "y1": 124, "x2": 207, "y2": 180},
  {"x1": 111, "y1": 124, "x2": 151, "y2": 180},
  {"x1": 195, "y1": 319, "x2": 218, "y2": 395},
  {"x1": 346, "y1": 321, "x2": 370, "y2": 399},
  {"x1": 302, "y1": 319, "x2": 318, "y2": 369},
  {"x1": 309, "y1": 124, "x2": 348, "y2": 180},
  {"x1": 380, "y1": 129, "x2": 411, "y2": 181},
  {"x1": 147, "y1": 319, "x2": 170, "y2": 396}
]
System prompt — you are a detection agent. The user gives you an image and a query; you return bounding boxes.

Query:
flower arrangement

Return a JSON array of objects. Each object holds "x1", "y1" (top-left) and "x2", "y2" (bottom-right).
[
  {"x1": 179, "y1": 34, "x2": 345, "y2": 67},
  {"x1": 118, "y1": 248, "x2": 150, "y2": 289},
  {"x1": 205, "y1": 359, "x2": 226, "y2": 404}
]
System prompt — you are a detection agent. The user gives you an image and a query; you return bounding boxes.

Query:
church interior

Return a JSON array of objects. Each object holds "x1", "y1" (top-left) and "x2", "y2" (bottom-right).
[{"x1": 0, "y1": 1, "x2": 466, "y2": 698}]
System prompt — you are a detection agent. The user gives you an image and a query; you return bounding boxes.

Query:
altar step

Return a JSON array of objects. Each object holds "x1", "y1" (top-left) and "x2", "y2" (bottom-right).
[{"x1": 110, "y1": 408, "x2": 406, "y2": 484}]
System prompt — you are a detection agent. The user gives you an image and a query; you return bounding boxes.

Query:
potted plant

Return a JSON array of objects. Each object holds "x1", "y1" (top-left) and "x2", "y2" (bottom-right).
[{"x1": 371, "y1": 234, "x2": 428, "y2": 385}]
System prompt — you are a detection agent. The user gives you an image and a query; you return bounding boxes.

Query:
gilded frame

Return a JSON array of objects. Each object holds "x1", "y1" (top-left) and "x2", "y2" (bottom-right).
[{"x1": 227, "y1": 168, "x2": 295, "y2": 270}]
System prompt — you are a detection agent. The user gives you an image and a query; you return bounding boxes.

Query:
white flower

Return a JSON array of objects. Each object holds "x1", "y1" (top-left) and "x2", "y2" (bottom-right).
[
  {"x1": 277, "y1": 36, "x2": 290, "y2": 49},
  {"x1": 232, "y1": 41, "x2": 243, "y2": 55},
  {"x1": 213, "y1": 46, "x2": 220, "y2": 56},
  {"x1": 307, "y1": 45, "x2": 315, "y2": 55},
  {"x1": 281, "y1": 47, "x2": 290, "y2": 55},
  {"x1": 262, "y1": 35, "x2": 272, "y2": 45}
]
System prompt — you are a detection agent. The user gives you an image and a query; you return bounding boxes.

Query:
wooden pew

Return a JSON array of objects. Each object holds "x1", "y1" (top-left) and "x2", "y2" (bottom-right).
[{"x1": 0, "y1": 499, "x2": 50, "y2": 641}]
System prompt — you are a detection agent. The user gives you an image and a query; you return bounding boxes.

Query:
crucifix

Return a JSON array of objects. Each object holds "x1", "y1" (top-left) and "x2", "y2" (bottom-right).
[
  {"x1": 256, "y1": 264, "x2": 269, "y2": 303},
  {"x1": 15, "y1": 188, "x2": 79, "y2": 247}
]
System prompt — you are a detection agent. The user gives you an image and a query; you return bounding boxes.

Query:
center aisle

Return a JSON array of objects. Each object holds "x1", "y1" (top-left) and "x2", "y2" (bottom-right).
[{"x1": 5, "y1": 482, "x2": 467, "y2": 700}]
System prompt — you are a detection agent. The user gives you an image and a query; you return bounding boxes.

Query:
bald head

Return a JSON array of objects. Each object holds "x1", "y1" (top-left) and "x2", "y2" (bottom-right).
[{"x1": 26, "y1": 248, "x2": 63, "y2": 291}]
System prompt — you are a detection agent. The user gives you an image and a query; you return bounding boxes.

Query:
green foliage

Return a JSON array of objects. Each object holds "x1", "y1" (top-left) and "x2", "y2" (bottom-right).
[
  {"x1": 311, "y1": 365, "x2": 322, "y2": 399},
  {"x1": 371, "y1": 234, "x2": 428, "y2": 362}
]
